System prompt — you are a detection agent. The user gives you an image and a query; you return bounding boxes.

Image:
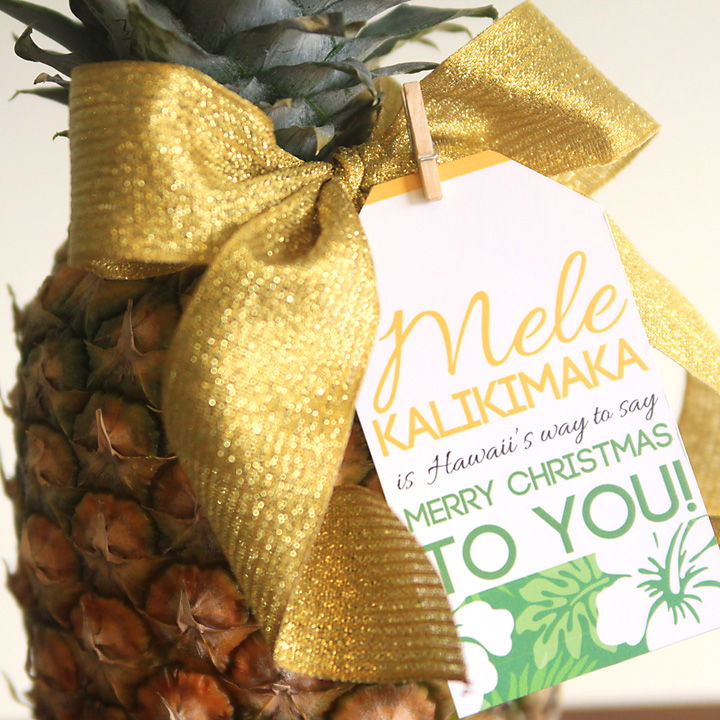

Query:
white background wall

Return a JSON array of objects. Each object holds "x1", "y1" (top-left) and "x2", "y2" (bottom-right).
[{"x1": 0, "y1": 1, "x2": 718, "y2": 717}]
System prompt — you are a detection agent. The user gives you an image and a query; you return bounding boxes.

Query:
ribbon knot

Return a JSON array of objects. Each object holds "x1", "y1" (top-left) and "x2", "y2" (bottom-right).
[{"x1": 67, "y1": 1, "x2": 720, "y2": 683}]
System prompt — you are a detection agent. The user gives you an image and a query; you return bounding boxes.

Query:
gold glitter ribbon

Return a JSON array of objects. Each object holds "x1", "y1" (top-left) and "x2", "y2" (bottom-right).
[{"x1": 67, "y1": 1, "x2": 720, "y2": 682}]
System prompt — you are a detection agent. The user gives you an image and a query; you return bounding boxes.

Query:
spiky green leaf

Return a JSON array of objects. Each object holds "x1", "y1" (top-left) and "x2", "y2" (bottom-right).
[
  {"x1": 0, "y1": 0, "x2": 498, "y2": 161},
  {"x1": 77, "y1": 0, "x2": 133, "y2": 57},
  {"x1": 298, "y1": 0, "x2": 407, "y2": 22},
  {"x1": 222, "y1": 22, "x2": 336, "y2": 73},
  {"x1": 262, "y1": 97, "x2": 319, "y2": 130},
  {"x1": 0, "y1": 0, "x2": 109, "y2": 58},
  {"x1": 260, "y1": 61, "x2": 364, "y2": 97},
  {"x1": 372, "y1": 60, "x2": 437, "y2": 76},
  {"x1": 279, "y1": 13, "x2": 363, "y2": 37},
  {"x1": 309, "y1": 82, "x2": 371, "y2": 120},
  {"x1": 14, "y1": 26, "x2": 82, "y2": 75},
  {"x1": 157, "y1": 0, "x2": 302, "y2": 53},
  {"x1": 126, "y1": 0, "x2": 243, "y2": 84},
  {"x1": 360, "y1": 4, "x2": 498, "y2": 38},
  {"x1": 11, "y1": 85, "x2": 69, "y2": 103},
  {"x1": 224, "y1": 76, "x2": 273, "y2": 104},
  {"x1": 34, "y1": 71, "x2": 70, "y2": 87},
  {"x1": 274, "y1": 124, "x2": 328, "y2": 160},
  {"x1": 69, "y1": 0, "x2": 107, "y2": 31}
]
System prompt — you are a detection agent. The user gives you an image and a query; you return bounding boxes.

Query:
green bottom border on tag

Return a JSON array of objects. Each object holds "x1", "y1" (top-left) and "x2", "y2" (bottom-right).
[{"x1": 448, "y1": 514, "x2": 720, "y2": 714}]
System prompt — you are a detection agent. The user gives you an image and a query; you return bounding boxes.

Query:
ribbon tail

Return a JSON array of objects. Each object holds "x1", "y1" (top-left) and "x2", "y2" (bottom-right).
[
  {"x1": 679, "y1": 376, "x2": 720, "y2": 535},
  {"x1": 323, "y1": 158, "x2": 462, "y2": 685},
  {"x1": 275, "y1": 485, "x2": 465, "y2": 682},
  {"x1": 611, "y1": 219, "x2": 720, "y2": 538},
  {"x1": 610, "y1": 219, "x2": 720, "y2": 396}
]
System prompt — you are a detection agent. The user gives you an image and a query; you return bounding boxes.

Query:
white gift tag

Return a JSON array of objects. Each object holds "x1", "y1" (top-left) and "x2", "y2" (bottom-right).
[{"x1": 356, "y1": 152, "x2": 720, "y2": 716}]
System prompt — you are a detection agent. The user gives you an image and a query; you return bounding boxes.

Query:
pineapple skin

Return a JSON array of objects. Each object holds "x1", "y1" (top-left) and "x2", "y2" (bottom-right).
[{"x1": 5, "y1": 244, "x2": 560, "y2": 720}]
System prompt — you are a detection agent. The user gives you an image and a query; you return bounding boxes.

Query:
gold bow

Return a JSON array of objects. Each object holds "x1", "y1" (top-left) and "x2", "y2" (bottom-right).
[{"x1": 67, "y1": 1, "x2": 720, "y2": 683}]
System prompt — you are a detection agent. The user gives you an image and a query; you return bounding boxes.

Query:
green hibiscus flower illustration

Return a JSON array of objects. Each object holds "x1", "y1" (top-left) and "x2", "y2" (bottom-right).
[{"x1": 596, "y1": 517, "x2": 720, "y2": 650}]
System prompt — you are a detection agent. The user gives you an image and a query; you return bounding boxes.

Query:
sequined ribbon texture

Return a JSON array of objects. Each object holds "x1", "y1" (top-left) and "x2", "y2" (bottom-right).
[{"x1": 67, "y1": 1, "x2": 720, "y2": 683}]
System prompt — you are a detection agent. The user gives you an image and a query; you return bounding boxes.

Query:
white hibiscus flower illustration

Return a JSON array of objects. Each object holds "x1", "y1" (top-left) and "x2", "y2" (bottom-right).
[
  {"x1": 449, "y1": 599, "x2": 514, "y2": 717},
  {"x1": 595, "y1": 517, "x2": 720, "y2": 651}
]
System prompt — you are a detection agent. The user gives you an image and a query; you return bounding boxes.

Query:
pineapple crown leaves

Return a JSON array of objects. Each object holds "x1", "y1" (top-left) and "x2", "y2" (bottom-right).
[{"x1": 1, "y1": 0, "x2": 497, "y2": 159}]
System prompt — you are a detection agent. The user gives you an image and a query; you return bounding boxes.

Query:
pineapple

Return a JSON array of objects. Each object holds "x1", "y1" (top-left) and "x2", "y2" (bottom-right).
[{"x1": 0, "y1": 1, "x2": 563, "y2": 719}]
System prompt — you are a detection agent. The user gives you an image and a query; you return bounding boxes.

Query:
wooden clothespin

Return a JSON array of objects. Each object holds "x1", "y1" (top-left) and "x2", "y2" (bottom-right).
[{"x1": 403, "y1": 81, "x2": 442, "y2": 202}]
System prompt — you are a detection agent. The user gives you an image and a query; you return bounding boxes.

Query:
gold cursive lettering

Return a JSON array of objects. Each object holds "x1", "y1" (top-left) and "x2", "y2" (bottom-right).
[{"x1": 372, "y1": 251, "x2": 628, "y2": 413}]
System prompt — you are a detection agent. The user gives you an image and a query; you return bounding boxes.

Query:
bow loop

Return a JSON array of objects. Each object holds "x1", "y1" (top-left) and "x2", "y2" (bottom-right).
[
  {"x1": 360, "y1": 2, "x2": 659, "y2": 195},
  {"x1": 69, "y1": 62, "x2": 331, "y2": 274}
]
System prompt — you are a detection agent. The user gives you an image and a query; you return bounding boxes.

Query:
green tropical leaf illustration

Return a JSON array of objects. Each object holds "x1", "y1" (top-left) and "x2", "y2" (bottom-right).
[{"x1": 515, "y1": 555, "x2": 616, "y2": 668}]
